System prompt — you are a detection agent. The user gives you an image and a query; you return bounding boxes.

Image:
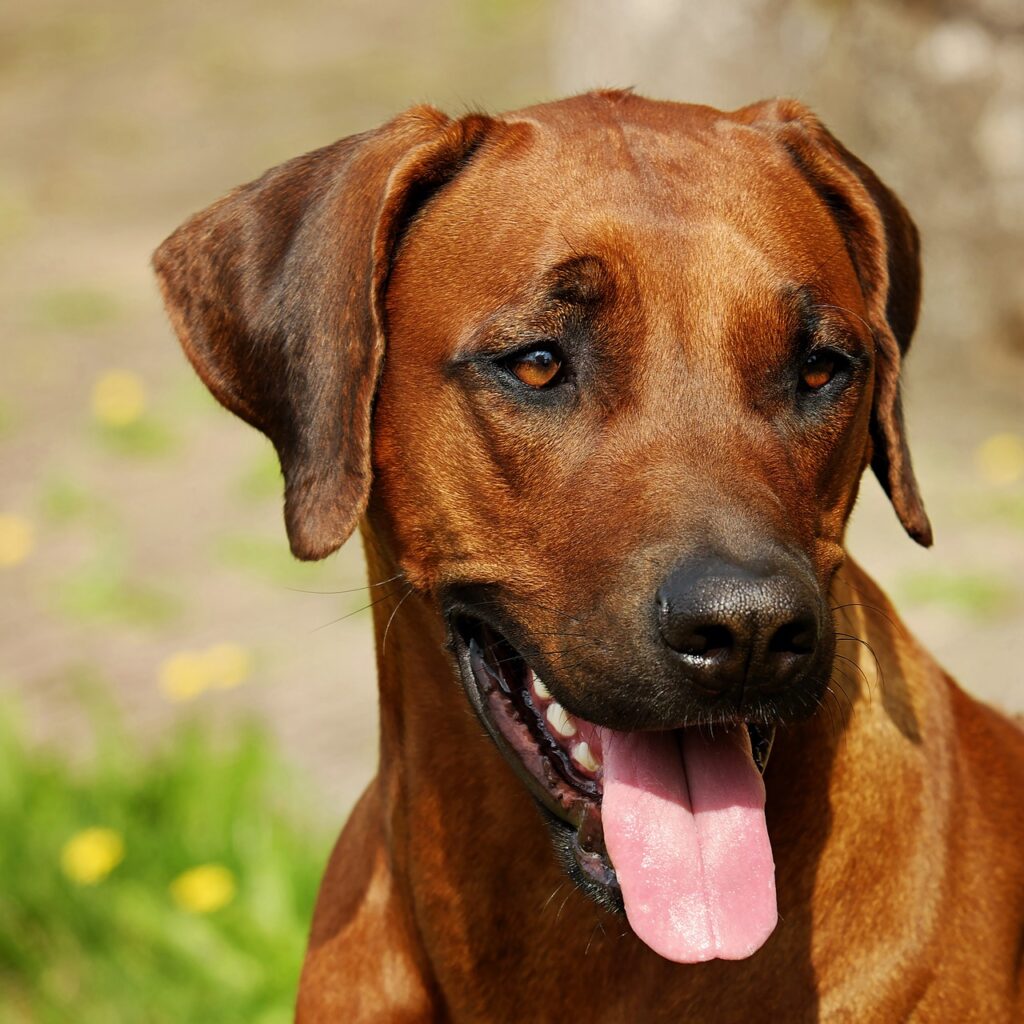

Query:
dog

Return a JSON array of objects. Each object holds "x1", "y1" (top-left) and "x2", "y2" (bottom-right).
[{"x1": 154, "y1": 91, "x2": 1024, "y2": 1022}]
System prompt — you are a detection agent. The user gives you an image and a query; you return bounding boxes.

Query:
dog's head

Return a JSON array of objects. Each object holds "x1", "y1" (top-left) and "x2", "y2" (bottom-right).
[{"x1": 155, "y1": 91, "x2": 928, "y2": 963}]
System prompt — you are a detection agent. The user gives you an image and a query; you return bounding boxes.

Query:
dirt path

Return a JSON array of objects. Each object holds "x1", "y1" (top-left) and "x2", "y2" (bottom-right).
[{"x1": 1, "y1": 1, "x2": 1021, "y2": 827}]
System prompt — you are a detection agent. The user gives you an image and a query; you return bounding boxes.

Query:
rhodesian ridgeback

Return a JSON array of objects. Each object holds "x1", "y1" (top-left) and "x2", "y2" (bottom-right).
[{"x1": 154, "y1": 91, "x2": 1024, "y2": 1022}]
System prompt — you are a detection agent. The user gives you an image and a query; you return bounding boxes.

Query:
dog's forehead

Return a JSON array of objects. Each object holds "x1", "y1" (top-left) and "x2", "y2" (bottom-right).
[
  {"x1": 471, "y1": 95, "x2": 822, "y2": 231},
  {"x1": 388, "y1": 95, "x2": 862, "y2": 358}
]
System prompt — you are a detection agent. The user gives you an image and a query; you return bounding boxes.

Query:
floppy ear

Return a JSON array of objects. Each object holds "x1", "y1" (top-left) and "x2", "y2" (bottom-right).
[
  {"x1": 738, "y1": 99, "x2": 932, "y2": 547},
  {"x1": 153, "y1": 107, "x2": 493, "y2": 559}
]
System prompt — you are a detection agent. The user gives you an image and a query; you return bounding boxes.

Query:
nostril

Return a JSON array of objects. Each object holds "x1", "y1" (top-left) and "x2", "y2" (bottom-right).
[
  {"x1": 768, "y1": 617, "x2": 817, "y2": 657},
  {"x1": 677, "y1": 623, "x2": 733, "y2": 659}
]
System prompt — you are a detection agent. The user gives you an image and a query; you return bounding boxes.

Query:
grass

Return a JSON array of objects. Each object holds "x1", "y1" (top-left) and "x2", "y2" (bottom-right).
[
  {"x1": 973, "y1": 491, "x2": 1024, "y2": 533},
  {"x1": 29, "y1": 287, "x2": 121, "y2": 332},
  {"x1": 213, "y1": 533, "x2": 336, "y2": 590},
  {"x1": 52, "y1": 553, "x2": 181, "y2": 628},
  {"x1": 0, "y1": 695, "x2": 330, "y2": 1023},
  {"x1": 898, "y1": 568, "x2": 1017, "y2": 619},
  {"x1": 234, "y1": 443, "x2": 284, "y2": 504},
  {"x1": 37, "y1": 474, "x2": 112, "y2": 528},
  {"x1": 165, "y1": 372, "x2": 221, "y2": 418},
  {"x1": 94, "y1": 417, "x2": 178, "y2": 459}
]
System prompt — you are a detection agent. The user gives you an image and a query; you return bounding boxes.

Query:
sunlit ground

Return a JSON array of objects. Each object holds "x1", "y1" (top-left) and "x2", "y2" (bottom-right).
[{"x1": 1, "y1": 0, "x2": 1021, "y2": 1019}]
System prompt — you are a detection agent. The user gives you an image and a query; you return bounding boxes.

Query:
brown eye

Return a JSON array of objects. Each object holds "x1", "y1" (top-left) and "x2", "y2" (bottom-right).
[
  {"x1": 510, "y1": 348, "x2": 563, "y2": 389},
  {"x1": 800, "y1": 351, "x2": 839, "y2": 392}
]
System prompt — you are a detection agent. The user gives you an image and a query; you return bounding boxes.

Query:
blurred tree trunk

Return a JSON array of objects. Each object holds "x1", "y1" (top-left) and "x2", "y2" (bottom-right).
[{"x1": 552, "y1": 0, "x2": 1024, "y2": 380}]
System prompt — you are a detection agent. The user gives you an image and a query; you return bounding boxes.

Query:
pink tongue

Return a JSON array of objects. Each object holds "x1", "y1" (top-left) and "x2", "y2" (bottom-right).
[{"x1": 600, "y1": 726, "x2": 777, "y2": 962}]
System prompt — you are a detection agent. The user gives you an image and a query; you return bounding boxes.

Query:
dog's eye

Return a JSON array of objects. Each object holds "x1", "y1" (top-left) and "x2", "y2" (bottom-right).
[
  {"x1": 506, "y1": 348, "x2": 564, "y2": 389},
  {"x1": 799, "y1": 350, "x2": 841, "y2": 392}
]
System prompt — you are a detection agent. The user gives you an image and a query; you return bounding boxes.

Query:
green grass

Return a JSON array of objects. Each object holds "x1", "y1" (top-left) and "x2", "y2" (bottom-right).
[
  {"x1": 234, "y1": 443, "x2": 284, "y2": 503},
  {"x1": 0, "y1": 697, "x2": 330, "y2": 1023},
  {"x1": 165, "y1": 371, "x2": 221, "y2": 418},
  {"x1": 37, "y1": 474, "x2": 112, "y2": 528},
  {"x1": 94, "y1": 417, "x2": 178, "y2": 459},
  {"x1": 212, "y1": 533, "x2": 371, "y2": 616},
  {"x1": 52, "y1": 553, "x2": 180, "y2": 628},
  {"x1": 898, "y1": 569, "x2": 1017, "y2": 619},
  {"x1": 975, "y1": 492, "x2": 1024, "y2": 532},
  {"x1": 29, "y1": 287, "x2": 121, "y2": 331},
  {"x1": 213, "y1": 533, "x2": 335, "y2": 590}
]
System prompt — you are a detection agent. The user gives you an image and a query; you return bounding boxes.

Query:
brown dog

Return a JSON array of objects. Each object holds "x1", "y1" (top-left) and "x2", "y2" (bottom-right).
[{"x1": 155, "y1": 91, "x2": 1024, "y2": 1021}]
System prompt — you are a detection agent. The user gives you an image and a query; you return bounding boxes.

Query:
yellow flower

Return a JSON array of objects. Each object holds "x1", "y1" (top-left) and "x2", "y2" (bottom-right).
[
  {"x1": 0, "y1": 514, "x2": 33, "y2": 567},
  {"x1": 975, "y1": 433, "x2": 1024, "y2": 486},
  {"x1": 61, "y1": 827, "x2": 125, "y2": 885},
  {"x1": 170, "y1": 864, "x2": 236, "y2": 914},
  {"x1": 158, "y1": 650, "x2": 208, "y2": 701},
  {"x1": 204, "y1": 643, "x2": 251, "y2": 689},
  {"x1": 92, "y1": 370, "x2": 146, "y2": 427},
  {"x1": 158, "y1": 643, "x2": 252, "y2": 700}
]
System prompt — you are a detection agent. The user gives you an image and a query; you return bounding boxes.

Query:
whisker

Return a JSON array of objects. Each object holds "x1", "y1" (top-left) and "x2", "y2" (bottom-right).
[
  {"x1": 831, "y1": 600, "x2": 905, "y2": 638},
  {"x1": 541, "y1": 882, "x2": 565, "y2": 914},
  {"x1": 455, "y1": 596, "x2": 624, "y2": 657},
  {"x1": 834, "y1": 652, "x2": 875, "y2": 702},
  {"x1": 312, "y1": 586, "x2": 405, "y2": 631},
  {"x1": 525, "y1": 630, "x2": 594, "y2": 640},
  {"x1": 286, "y1": 571, "x2": 406, "y2": 597},
  {"x1": 811, "y1": 301, "x2": 874, "y2": 338},
  {"x1": 818, "y1": 684, "x2": 839, "y2": 737},
  {"x1": 555, "y1": 889, "x2": 574, "y2": 923},
  {"x1": 460, "y1": 593, "x2": 590, "y2": 628},
  {"x1": 489, "y1": 647, "x2": 593, "y2": 671},
  {"x1": 829, "y1": 662, "x2": 860, "y2": 697},
  {"x1": 382, "y1": 585, "x2": 416, "y2": 656},
  {"x1": 835, "y1": 632, "x2": 885, "y2": 691}
]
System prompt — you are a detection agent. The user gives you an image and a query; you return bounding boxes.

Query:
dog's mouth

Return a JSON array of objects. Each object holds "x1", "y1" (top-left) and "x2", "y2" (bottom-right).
[{"x1": 451, "y1": 614, "x2": 780, "y2": 964}]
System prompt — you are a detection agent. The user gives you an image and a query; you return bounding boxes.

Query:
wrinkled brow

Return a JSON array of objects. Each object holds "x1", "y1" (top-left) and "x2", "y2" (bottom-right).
[
  {"x1": 784, "y1": 283, "x2": 869, "y2": 354},
  {"x1": 453, "y1": 254, "x2": 615, "y2": 360},
  {"x1": 544, "y1": 253, "x2": 615, "y2": 308}
]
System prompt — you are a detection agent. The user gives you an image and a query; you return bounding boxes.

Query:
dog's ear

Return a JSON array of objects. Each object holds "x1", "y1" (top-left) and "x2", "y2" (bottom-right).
[
  {"x1": 737, "y1": 99, "x2": 932, "y2": 547},
  {"x1": 154, "y1": 108, "x2": 493, "y2": 560}
]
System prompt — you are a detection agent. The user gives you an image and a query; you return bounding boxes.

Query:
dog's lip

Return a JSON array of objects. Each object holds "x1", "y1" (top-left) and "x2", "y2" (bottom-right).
[
  {"x1": 448, "y1": 613, "x2": 776, "y2": 895},
  {"x1": 453, "y1": 616, "x2": 602, "y2": 812},
  {"x1": 450, "y1": 614, "x2": 616, "y2": 891}
]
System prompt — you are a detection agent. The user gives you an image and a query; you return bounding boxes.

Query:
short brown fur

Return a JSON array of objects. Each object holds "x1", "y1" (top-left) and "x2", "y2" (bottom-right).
[{"x1": 154, "y1": 92, "x2": 1024, "y2": 1022}]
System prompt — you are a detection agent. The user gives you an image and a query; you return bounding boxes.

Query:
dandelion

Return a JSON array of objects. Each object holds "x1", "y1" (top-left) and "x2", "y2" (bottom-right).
[
  {"x1": 158, "y1": 643, "x2": 252, "y2": 701},
  {"x1": 204, "y1": 643, "x2": 251, "y2": 689},
  {"x1": 61, "y1": 827, "x2": 125, "y2": 885},
  {"x1": 170, "y1": 864, "x2": 236, "y2": 914},
  {"x1": 158, "y1": 650, "x2": 208, "y2": 701},
  {"x1": 975, "y1": 433, "x2": 1024, "y2": 486},
  {"x1": 92, "y1": 370, "x2": 146, "y2": 427},
  {"x1": 0, "y1": 514, "x2": 33, "y2": 567}
]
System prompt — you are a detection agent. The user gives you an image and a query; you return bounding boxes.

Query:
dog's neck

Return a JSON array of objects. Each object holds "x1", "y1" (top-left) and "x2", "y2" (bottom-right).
[
  {"x1": 357, "y1": 536, "x2": 943, "y2": 1005},
  {"x1": 361, "y1": 532, "x2": 544, "y2": 859}
]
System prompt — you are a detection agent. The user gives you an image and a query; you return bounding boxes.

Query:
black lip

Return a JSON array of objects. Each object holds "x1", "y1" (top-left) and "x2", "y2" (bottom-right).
[
  {"x1": 449, "y1": 612, "x2": 620, "y2": 897},
  {"x1": 446, "y1": 611, "x2": 779, "y2": 907},
  {"x1": 449, "y1": 615, "x2": 598, "y2": 822},
  {"x1": 467, "y1": 632, "x2": 601, "y2": 800}
]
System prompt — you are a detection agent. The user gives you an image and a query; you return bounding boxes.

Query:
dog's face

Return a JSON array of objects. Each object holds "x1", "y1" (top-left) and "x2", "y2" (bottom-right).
[
  {"x1": 155, "y1": 92, "x2": 929, "y2": 964},
  {"x1": 376, "y1": 107, "x2": 873, "y2": 726}
]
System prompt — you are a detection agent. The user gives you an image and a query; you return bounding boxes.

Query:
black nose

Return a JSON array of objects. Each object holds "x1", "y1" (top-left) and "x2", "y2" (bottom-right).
[{"x1": 656, "y1": 554, "x2": 821, "y2": 696}]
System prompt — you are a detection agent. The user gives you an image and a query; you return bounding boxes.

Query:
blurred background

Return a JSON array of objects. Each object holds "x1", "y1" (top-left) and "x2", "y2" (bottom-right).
[{"x1": 1, "y1": 0, "x2": 1022, "y2": 1019}]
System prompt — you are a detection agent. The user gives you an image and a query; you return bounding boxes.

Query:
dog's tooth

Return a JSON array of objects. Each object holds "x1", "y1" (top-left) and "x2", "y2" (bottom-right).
[
  {"x1": 531, "y1": 672, "x2": 551, "y2": 701},
  {"x1": 572, "y1": 741, "x2": 600, "y2": 773},
  {"x1": 546, "y1": 702, "x2": 577, "y2": 738}
]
